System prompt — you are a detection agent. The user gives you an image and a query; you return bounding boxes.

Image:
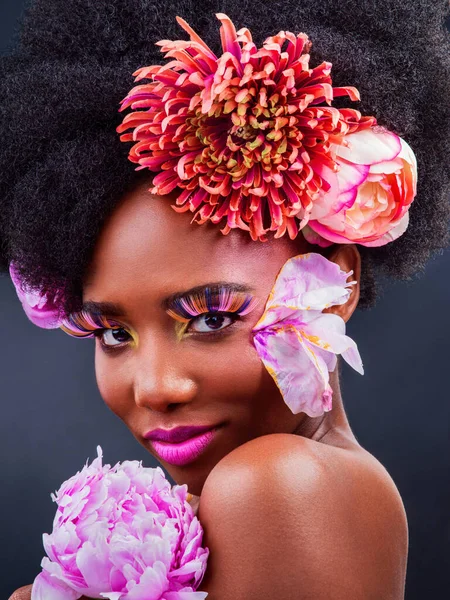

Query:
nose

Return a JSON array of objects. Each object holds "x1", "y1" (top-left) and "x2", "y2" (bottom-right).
[{"x1": 133, "y1": 335, "x2": 197, "y2": 413}]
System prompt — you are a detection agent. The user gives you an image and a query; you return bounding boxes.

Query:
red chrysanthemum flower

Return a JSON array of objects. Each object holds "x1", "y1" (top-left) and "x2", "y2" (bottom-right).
[{"x1": 117, "y1": 13, "x2": 377, "y2": 241}]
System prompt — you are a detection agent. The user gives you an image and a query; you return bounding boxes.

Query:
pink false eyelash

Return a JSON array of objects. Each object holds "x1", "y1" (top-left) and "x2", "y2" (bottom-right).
[
  {"x1": 59, "y1": 287, "x2": 259, "y2": 337},
  {"x1": 166, "y1": 287, "x2": 259, "y2": 323},
  {"x1": 59, "y1": 310, "x2": 122, "y2": 338}
]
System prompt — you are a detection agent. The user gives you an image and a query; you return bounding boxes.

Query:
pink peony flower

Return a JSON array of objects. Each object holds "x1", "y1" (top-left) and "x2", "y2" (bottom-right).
[
  {"x1": 303, "y1": 127, "x2": 418, "y2": 247},
  {"x1": 9, "y1": 262, "x2": 64, "y2": 329},
  {"x1": 252, "y1": 253, "x2": 364, "y2": 417},
  {"x1": 32, "y1": 447, "x2": 209, "y2": 600},
  {"x1": 117, "y1": 13, "x2": 376, "y2": 241}
]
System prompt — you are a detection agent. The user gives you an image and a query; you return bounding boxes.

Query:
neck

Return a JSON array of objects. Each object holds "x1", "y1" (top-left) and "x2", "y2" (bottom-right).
[{"x1": 291, "y1": 364, "x2": 359, "y2": 449}]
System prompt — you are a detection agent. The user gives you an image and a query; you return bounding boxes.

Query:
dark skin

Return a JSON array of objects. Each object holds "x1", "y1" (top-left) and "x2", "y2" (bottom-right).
[
  {"x1": 10, "y1": 179, "x2": 408, "y2": 599},
  {"x1": 87, "y1": 179, "x2": 362, "y2": 497}
]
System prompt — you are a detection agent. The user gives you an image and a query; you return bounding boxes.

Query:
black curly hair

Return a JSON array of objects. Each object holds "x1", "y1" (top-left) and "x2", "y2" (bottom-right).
[{"x1": 1, "y1": 0, "x2": 449, "y2": 316}]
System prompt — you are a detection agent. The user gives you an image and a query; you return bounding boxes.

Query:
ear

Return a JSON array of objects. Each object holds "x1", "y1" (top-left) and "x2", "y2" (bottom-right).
[{"x1": 323, "y1": 244, "x2": 361, "y2": 323}]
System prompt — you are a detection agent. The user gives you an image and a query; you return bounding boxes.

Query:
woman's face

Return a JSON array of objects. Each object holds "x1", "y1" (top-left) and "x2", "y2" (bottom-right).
[{"x1": 83, "y1": 180, "x2": 316, "y2": 495}]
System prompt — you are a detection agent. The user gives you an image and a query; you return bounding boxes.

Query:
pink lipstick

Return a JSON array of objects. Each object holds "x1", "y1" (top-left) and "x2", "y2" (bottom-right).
[{"x1": 143, "y1": 424, "x2": 222, "y2": 466}]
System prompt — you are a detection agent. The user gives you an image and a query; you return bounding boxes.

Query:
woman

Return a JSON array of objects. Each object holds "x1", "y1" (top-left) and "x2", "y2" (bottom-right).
[{"x1": 4, "y1": 0, "x2": 450, "y2": 598}]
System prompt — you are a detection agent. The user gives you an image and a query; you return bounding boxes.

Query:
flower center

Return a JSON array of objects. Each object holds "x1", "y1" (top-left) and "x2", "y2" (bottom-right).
[{"x1": 233, "y1": 124, "x2": 257, "y2": 141}]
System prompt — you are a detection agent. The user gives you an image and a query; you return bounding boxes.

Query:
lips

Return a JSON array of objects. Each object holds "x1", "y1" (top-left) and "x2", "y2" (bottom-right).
[{"x1": 143, "y1": 424, "x2": 219, "y2": 444}]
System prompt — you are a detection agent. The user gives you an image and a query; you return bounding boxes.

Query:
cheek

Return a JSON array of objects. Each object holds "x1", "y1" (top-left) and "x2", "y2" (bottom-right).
[
  {"x1": 93, "y1": 329, "x2": 283, "y2": 423},
  {"x1": 206, "y1": 334, "x2": 297, "y2": 435},
  {"x1": 94, "y1": 343, "x2": 132, "y2": 418},
  {"x1": 188, "y1": 331, "x2": 281, "y2": 414},
  {"x1": 211, "y1": 342, "x2": 264, "y2": 391}
]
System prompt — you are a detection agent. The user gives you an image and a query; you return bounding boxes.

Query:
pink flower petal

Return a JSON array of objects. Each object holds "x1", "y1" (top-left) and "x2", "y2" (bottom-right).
[
  {"x1": 32, "y1": 569, "x2": 82, "y2": 600},
  {"x1": 333, "y1": 159, "x2": 370, "y2": 195},
  {"x1": 302, "y1": 314, "x2": 364, "y2": 375},
  {"x1": 252, "y1": 253, "x2": 364, "y2": 417},
  {"x1": 126, "y1": 562, "x2": 169, "y2": 600},
  {"x1": 9, "y1": 262, "x2": 63, "y2": 329},
  {"x1": 253, "y1": 253, "x2": 355, "y2": 332},
  {"x1": 76, "y1": 539, "x2": 113, "y2": 590},
  {"x1": 301, "y1": 225, "x2": 334, "y2": 248},
  {"x1": 306, "y1": 219, "x2": 357, "y2": 244},
  {"x1": 334, "y1": 128, "x2": 402, "y2": 165},
  {"x1": 362, "y1": 211, "x2": 410, "y2": 247},
  {"x1": 164, "y1": 591, "x2": 209, "y2": 600},
  {"x1": 254, "y1": 327, "x2": 333, "y2": 417}
]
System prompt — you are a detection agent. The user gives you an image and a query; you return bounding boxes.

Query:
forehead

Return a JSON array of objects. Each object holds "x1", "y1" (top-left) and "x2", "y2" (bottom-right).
[{"x1": 83, "y1": 181, "x2": 308, "y2": 298}]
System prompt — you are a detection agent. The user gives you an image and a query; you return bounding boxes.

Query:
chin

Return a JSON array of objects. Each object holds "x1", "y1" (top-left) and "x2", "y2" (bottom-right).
[{"x1": 141, "y1": 426, "x2": 231, "y2": 496}]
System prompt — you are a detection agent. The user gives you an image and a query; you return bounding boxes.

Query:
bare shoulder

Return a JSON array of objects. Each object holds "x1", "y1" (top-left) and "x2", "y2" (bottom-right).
[
  {"x1": 9, "y1": 583, "x2": 89, "y2": 600},
  {"x1": 8, "y1": 585, "x2": 32, "y2": 600},
  {"x1": 198, "y1": 433, "x2": 408, "y2": 600}
]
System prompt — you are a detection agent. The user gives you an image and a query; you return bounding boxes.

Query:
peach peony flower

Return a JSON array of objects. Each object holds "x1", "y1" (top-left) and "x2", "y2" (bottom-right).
[
  {"x1": 303, "y1": 127, "x2": 418, "y2": 247},
  {"x1": 117, "y1": 13, "x2": 376, "y2": 241}
]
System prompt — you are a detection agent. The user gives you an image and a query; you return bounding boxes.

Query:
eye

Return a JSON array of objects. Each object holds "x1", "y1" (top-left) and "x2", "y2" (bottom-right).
[
  {"x1": 187, "y1": 312, "x2": 237, "y2": 334},
  {"x1": 95, "y1": 327, "x2": 132, "y2": 348}
]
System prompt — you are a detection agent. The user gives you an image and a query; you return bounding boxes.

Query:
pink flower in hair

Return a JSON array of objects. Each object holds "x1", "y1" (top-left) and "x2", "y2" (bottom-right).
[
  {"x1": 252, "y1": 253, "x2": 364, "y2": 417},
  {"x1": 117, "y1": 13, "x2": 377, "y2": 242},
  {"x1": 303, "y1": 128, "x2": 418, "y2": 247},
  {"x1": 32, "y1": 447, "x2": 209, "y2": 600},
  {"x1": 9, "y1": 262, "x2": 63, "y2": 329}
]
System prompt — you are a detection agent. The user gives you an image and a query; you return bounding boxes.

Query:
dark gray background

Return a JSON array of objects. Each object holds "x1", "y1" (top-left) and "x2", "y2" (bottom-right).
[{"x1": 1, "y1": 2, "x2": 449, "y2": 598}]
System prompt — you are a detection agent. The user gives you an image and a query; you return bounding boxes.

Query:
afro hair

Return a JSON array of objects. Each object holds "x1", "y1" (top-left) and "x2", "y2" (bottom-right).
[{"x1": 1, "y1": 0, "x2": 449, "y2": 315}]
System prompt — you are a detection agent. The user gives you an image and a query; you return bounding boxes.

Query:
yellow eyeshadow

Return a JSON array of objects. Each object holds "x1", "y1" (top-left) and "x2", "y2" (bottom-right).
[
  {"x1": 174, "y1": 321, "x2": 189, "y2": 341},
  {"x1": 128, "y1": 329, "x2": 139, "y2": 347}
]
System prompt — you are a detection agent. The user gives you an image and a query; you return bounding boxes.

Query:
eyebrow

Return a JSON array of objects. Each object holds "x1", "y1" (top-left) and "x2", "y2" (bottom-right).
[{"x1": 81, "y1": 282, "x2": 255, "y2": 317}]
